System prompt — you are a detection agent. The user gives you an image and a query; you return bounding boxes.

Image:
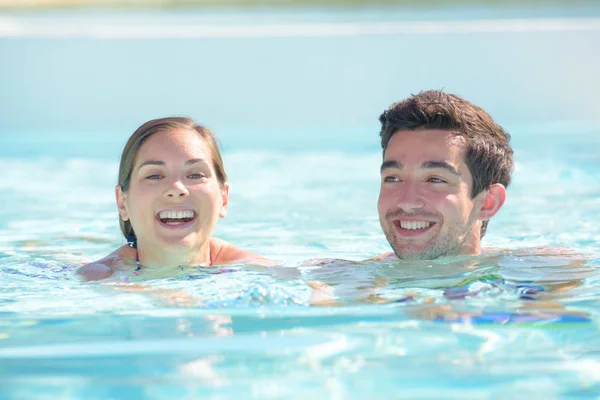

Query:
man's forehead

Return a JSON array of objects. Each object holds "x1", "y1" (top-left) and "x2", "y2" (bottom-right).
[{"x1": 384, "y1": 129, "x2": 467, "y2": 158}]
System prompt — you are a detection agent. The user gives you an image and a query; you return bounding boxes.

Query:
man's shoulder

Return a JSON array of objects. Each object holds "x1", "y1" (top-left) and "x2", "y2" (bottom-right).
[
  {"x1": 301, "y1": 253, "x2": 398, "y2": 267},
  {"x1": 482, "y1": 246, "x2": 583, "y2": 257},
  {"x1": 368, "y1": 252, "x2": 397, "y2": 262}
]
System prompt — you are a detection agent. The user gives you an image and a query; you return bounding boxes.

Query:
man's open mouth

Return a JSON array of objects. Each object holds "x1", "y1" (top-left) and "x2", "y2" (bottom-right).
[
  {"x1": 393, "y1": 220, "x2": 436, "y2": 235},
  {"x1": 156, "y1": 210, "x2": 197, "y2": 226}
]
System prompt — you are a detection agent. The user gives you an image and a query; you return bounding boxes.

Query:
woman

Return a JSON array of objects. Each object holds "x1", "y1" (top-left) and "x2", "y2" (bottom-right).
[{"x1": 78, "y1": 117, "x2": 265, "y2": 281}]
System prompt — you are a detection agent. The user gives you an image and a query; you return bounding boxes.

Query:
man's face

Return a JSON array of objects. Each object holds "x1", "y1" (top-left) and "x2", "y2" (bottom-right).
[{"x1": 377, "y1": 129, "x2": 488, "y2": 260}]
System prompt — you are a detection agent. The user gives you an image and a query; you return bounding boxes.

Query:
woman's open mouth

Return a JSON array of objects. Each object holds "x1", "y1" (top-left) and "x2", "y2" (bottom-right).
[{"x1": 156, "y1": 210, "x2": 197, "y2": 228}]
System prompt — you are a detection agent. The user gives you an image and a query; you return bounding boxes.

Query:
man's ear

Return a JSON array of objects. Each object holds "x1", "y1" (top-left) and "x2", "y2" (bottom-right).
[
  {"x1": 219, "y1": 183, "x2": 230, "y2": 218},
  {"x1": 116, "y1": 185, "x2": 129, "y2": 221},
  {"x1": 477, "y1": 183, "x2": 506, "y2": 221}
]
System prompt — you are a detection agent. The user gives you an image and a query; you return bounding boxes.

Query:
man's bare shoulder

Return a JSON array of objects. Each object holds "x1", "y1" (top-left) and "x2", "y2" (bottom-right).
[
  {"x1": 368, "y1": 252, "x2": 396, "y2": 262},
  {"x1": 482, "y1": 246, "x2": 584, "y2": 258},
  {"x1": 76, "y1": 245, "x2": 135, "y2": 281},
  {"x1": 210, "y1": 238, "x2": 275, "y2": 266}
]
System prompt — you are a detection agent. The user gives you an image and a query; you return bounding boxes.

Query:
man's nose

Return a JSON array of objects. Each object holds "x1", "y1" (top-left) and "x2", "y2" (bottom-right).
[{"x1": 395, "y1": 182, "x2": 425, "y2": 212}]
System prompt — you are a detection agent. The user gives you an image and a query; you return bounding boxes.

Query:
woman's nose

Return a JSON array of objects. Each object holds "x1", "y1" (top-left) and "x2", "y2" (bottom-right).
[{"x1": 165, "y1": 180, "x2": 189, "y2": 198}]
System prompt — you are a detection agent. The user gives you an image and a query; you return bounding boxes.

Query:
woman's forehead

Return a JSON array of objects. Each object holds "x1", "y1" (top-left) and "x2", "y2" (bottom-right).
[{"x1": 138, "y1": 129, "x2": 212, "y2": 159}]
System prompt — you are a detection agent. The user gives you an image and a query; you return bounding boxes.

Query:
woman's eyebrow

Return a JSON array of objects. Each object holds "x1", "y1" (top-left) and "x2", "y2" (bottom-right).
[
  {"x1": 185, "y1": 158, "x2": 207, "y2": 165},
  {"x1": 138, "y1": 159, "x2": 207, "y2": 170},
  {"x1": 138, "y1": 160, "x2": 165, "y2": 169}
]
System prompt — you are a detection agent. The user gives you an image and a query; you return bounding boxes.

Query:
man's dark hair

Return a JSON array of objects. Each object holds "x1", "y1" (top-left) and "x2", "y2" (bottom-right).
[{"x1": 379, "y1": 90, "x2": 514, "y2": 236}]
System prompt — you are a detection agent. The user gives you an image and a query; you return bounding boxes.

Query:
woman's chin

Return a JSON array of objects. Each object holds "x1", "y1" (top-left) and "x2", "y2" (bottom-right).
[{"x1": 155, "y1": 233, "x2": 203, "y2": 249}]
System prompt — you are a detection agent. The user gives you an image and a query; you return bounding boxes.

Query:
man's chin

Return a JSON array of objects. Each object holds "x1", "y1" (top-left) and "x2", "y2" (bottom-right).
[
  {"x1": 388, "y1": 240, "x2": 434, "y2": 260},
  {"x1": 390, "y1": 240, "x2": 451, "y2": 261}
]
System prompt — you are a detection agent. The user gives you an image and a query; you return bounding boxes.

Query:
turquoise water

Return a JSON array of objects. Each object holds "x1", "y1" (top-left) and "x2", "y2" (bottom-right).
[{"x1": 1, "y1": 4, "x2": 600, "y2": 398}]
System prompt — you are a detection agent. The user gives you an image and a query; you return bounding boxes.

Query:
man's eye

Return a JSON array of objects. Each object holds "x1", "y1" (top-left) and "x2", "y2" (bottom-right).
[
  {"x1": 383, "y1": 176, "x2": 399, "y2": 183},
  {"x1": 146, "y1": 174, "x2": 163, "y2": 180},
  {"x1": 428, "y1": 177, "x2": 447, "y2": 183},
  {"x1": 188, "y1": 173, "x2": 206, "y2": 179}
]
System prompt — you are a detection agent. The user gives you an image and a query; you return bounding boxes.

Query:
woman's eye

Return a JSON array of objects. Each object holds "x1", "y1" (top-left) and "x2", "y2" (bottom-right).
[
  {"x1": 188, "y1": 173, "x2": 206, "y2": 179},
  {"x1": 145, "y1": 174, "x2": 163, "y2": 180}
]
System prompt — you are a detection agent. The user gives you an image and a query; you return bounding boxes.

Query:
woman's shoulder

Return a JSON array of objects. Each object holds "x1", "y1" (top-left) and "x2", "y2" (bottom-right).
[
  {"x1": 210, "y1": 238, "x2": 274, "y2": 266},
  {"x1": 76, "y1": 245, "x2": 136, "y2": 281}
]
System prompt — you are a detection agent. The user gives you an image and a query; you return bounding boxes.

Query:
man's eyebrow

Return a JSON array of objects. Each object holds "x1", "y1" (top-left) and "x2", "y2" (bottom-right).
[
  {"x1": 422, "y1": 161, "x2": 461, "y2": 176},
  {"x1": 380, "y1": 160, "x2": 402, "y2": 172}
]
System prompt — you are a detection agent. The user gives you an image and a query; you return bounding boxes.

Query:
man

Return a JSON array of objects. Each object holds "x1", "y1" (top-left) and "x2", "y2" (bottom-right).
[
  {"x1": 307, "y1": 89, "x2": 514, "y2": 303},
  {"x1": 308, "y1": 91, "x2": 588, "y2": 316},
  {"x1": 377, "y1": 89, "x2": 513, "y2": 260}
]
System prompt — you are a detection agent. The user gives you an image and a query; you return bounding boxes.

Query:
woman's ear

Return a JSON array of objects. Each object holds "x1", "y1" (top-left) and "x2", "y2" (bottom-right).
[
  {"x1": 219, "y1": 183, "x2": 230, "y2": 218},
  {"x1": 477, "y1": 183, "x2": 507, "y2": 221},
  {"x1": 116, "y1": 185, "x2": 129, "y2": 221}
]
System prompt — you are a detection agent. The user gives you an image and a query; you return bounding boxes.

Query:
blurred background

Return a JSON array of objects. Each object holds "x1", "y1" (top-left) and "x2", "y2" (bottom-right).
[{"x1": 1, "y1": 0, "x2": 599, "y2": 154}]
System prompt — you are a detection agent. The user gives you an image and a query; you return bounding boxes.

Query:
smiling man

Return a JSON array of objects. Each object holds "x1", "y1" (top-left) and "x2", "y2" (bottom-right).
[{"x1": 377, "y1": 90, "x2": 514, "y2": 260}]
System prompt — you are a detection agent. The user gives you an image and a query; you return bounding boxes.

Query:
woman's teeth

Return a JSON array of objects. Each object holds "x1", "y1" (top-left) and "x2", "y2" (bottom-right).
[
  {"x1": 158, "y1": 210, "x2": 194, "y2": 219},
  {"x1": 158, "y1": 210, "x2": 195, "y2": 224}
]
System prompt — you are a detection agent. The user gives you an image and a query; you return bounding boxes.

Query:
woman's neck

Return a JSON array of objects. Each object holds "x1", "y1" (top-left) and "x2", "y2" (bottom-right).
[{"x1": 136, "y1": 240, "x2": 212, "y2": 269}]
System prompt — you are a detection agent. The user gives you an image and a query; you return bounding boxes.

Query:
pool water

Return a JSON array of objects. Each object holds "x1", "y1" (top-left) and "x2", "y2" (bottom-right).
[{"x1": 1, "y1": 3, "x2": 600, "y2": 398}]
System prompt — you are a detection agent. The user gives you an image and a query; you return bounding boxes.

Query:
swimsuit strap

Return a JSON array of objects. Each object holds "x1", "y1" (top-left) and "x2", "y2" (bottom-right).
[{"x1": 134, "y1": 249, "x2": 141, "y2": 276}]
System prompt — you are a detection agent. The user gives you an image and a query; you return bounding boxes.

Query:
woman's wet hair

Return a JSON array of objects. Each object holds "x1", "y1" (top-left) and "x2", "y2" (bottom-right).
[{"x1": 117, "y1": 117, "x2": 227, "y2": 240}]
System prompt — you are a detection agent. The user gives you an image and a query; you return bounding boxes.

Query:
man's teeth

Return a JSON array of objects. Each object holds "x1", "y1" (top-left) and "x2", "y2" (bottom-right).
[
  {"x1": 158, "y1": 210, "x2": 195, "y2": 219},
  {"x1": 400, "y1": 221, "x2": 431, "y2": 230}
]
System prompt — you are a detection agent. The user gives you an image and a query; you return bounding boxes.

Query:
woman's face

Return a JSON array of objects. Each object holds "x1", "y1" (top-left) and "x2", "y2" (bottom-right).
[{"x1": 117, "y1": 129, "x2": 228, "y2": 251}]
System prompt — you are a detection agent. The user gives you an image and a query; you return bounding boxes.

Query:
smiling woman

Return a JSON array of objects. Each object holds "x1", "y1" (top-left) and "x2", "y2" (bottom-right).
[{"x1": 77, "y1": 117, "x2": 266, "y2": 281}]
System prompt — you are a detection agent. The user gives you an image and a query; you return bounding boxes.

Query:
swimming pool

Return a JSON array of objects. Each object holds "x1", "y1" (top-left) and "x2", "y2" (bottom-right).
[{"x1": 1, "y1": 3, "x2": 600, "y2": 398}]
